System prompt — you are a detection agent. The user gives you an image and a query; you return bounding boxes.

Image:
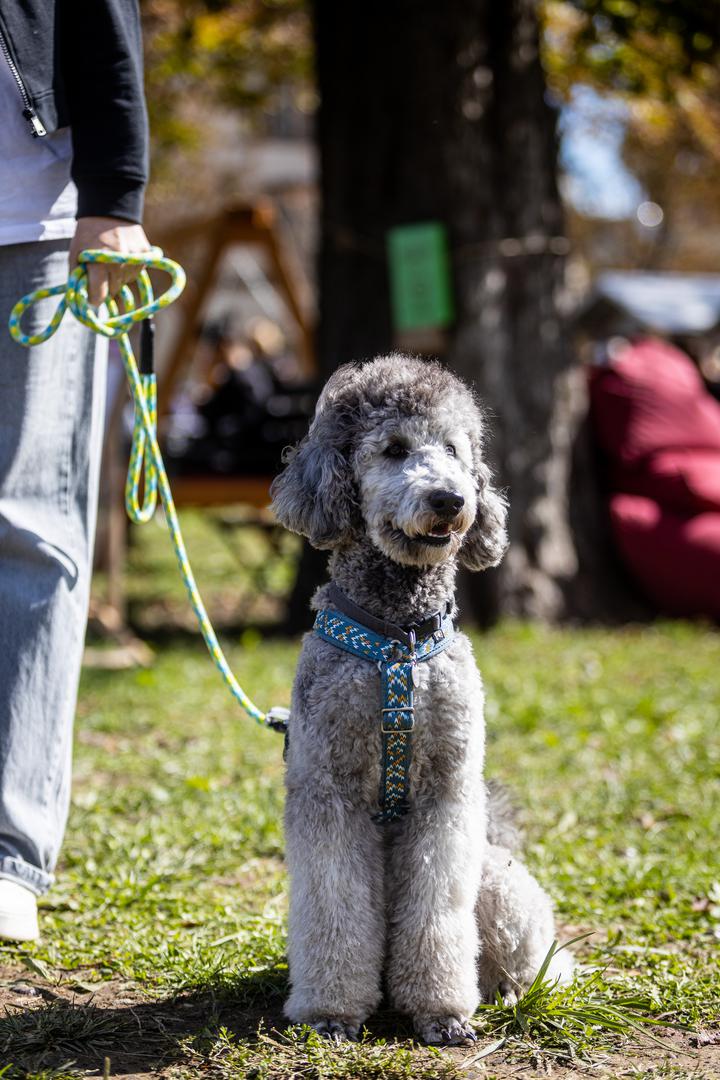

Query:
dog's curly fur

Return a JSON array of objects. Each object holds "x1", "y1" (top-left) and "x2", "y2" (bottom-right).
[{"x1": 270, "y1": 355, "x2": 572, "y2": 1045}]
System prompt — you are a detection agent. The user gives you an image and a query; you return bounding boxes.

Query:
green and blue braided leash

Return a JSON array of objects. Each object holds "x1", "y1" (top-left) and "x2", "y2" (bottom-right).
[{"x1": 8, "y1": 247, "x2": 284, "y2": 731}]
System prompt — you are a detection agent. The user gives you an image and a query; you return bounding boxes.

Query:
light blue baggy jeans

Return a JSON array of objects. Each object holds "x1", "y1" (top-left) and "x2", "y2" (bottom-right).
[{"x1": 0, "y1": 239, "x2": 107, "y2": 894}]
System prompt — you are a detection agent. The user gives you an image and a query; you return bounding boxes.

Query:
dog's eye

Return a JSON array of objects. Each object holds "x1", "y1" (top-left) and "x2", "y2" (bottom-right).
[
  {"x1": 445, "y1": 444, "x2": 457, "y2": 457},
  {"x1": 384, "y1": 443, "x2": 408, "y2": 459}
]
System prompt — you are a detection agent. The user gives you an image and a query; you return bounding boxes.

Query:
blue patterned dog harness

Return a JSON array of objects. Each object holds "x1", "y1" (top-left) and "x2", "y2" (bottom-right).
[{"x1": 314, "y1": 587, "x2": 455, "y2": 823}]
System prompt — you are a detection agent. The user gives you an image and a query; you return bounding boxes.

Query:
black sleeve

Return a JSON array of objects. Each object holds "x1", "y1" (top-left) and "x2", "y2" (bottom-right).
[{"x1": 60, "y1": 0, "x2": 149, "y2": 222}]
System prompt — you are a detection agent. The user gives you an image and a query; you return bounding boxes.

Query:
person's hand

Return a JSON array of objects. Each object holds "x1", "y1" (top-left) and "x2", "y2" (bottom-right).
[{"x1": 68, "y1": 217, "x2": 152, "y2": 307}]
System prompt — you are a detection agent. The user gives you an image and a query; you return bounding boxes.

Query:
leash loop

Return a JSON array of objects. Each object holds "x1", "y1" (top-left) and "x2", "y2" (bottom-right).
[{"x1": 9, "y1": 248, "x2": 273, "y2": 728}]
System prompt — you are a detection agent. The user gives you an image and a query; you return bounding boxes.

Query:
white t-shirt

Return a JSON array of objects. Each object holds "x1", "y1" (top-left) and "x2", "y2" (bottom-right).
[{"x1": 0, "y1": 55, "x2": 77, "y2": 246}]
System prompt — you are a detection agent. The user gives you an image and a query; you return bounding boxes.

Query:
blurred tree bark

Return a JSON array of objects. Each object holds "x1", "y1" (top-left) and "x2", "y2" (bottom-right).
[{"x1": 310, "y1": 0, "x2": 606, "y2": 622}]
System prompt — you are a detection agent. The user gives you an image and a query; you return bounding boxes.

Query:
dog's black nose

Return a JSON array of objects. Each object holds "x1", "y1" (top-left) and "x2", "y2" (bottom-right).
[{"x1": 428, "y1": 490, "x2": 464, "y2": 517}]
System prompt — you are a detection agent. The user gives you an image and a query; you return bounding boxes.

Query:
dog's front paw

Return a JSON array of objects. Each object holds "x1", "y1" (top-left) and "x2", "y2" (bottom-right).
[
  {"x1": 415, "y1": 1015, "x2": 477, "y2": 1046},
  {"x1": 309, "y1": 1017, "x2": 360, "y2": 1042}
]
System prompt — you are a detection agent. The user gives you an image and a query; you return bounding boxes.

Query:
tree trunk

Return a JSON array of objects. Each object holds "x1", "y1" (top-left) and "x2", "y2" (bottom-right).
[{"x1": 310, "y1": 0, "x2": 608, "y2": 622}]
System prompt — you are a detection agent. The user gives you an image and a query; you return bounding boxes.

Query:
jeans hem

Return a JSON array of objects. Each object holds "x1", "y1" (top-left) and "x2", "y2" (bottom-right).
[{"x1": 0, "y1": 857, "x2": 53, "y2": 896}]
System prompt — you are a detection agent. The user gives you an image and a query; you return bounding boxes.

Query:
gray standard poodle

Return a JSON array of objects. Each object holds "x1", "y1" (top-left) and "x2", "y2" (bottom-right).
[{"x1": 270, "y1": 355, "x2": 571, "y2": 1046}]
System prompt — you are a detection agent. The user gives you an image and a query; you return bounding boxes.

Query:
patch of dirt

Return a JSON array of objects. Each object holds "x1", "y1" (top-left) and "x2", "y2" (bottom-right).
[{"x1": 0, "y1": 963, "x2": 275, "y2": 1077}]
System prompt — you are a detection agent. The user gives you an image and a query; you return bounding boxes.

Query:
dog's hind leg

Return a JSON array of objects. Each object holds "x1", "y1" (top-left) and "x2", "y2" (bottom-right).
[
  {"x1": 284, "y1": 786, "x2": 384, "y2": 1040},
  {"x1": 476, "y1": 844, "x2": 573, "y2": 1004},
  {"x1": 384, "y1": 794, "x2": 483, "y2": 1046}
]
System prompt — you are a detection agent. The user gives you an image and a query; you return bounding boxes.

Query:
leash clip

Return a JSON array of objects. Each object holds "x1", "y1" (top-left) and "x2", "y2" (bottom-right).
[{"x1": 265, "y1": 706, "x2": 290, "y2": 734}]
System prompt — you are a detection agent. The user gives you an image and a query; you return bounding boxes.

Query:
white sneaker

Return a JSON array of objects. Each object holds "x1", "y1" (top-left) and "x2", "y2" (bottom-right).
[{"x1": 0, "y1": 879, "x2": 40, "y2": 941}]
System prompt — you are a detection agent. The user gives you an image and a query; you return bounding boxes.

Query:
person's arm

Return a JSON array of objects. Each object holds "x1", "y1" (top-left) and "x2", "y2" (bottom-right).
[
  {"x1": 60, "y1": 0, "x2": 148, "y2": 223},
  {"x1": 61, "y1": 0, "x2": 151, "y2": 304}
]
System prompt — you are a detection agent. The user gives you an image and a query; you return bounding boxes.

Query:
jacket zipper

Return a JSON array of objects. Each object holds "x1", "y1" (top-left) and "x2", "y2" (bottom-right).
[{"x1": 0, "y1": 27, "x2": 46, "y2": 137}]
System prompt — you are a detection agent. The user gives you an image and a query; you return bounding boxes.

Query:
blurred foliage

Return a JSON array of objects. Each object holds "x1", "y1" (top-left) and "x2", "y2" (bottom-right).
[
  {"x1": 543, "y1": 1, "x2": 720, "y2": 98},
  {"x1": 543, "y1": 1, "x2": 720, "y2": 267},
  {"x1": 542, "y1": 1, "x2": 720, "y2": 158},
  {"x1": 139, "y1": 0, "x2": 720, "y2": 266},
  {"x1": 140, "y1": 0, "x2": 312, "y2": 170},
  {"x1": 141, "y1": 1, "x2": 720, "y2": 166}
]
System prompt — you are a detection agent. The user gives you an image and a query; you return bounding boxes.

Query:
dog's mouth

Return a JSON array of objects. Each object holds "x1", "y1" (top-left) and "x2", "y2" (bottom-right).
[{"x1": 390, "y1": 521, "x2": 456, "y2": 547}]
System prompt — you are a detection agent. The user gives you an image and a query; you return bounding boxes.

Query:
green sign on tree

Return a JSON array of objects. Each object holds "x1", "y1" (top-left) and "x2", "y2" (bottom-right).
[{"x1": 387, "y1": 222, "x2": 454, "y2": 333}]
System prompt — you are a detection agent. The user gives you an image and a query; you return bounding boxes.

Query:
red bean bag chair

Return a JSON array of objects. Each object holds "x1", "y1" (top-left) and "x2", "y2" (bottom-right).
[
  {"x1": 610, "y1": 449, "x2": 720, "y2": 517},
  {"x1": 589, "y1": 338, "x2": 720, "y2": 617},
  {"x1": 609, "y1": 495, "x2": 720, "y2": 617}
]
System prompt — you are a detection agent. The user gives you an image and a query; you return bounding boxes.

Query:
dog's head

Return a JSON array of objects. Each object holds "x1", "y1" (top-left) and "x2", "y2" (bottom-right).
[{"x1": 270, "y1": 355, "x2": 508, "y2": 570}]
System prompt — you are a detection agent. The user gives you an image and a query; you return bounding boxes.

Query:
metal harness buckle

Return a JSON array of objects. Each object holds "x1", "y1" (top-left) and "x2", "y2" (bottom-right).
[{"x1": 381, "y1": 707, "x2": 415, "y2": 734}]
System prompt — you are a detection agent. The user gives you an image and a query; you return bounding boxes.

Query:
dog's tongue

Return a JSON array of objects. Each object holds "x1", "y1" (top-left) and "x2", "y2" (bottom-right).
[{"x1": 428, "y1": 522, "x2": 452, "y2": 537}]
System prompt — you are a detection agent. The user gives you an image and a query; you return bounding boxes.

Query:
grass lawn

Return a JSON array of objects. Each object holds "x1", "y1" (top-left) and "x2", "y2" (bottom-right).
[{"x1": 1, "y1": 513, "x2": 719, "y2": 1078}]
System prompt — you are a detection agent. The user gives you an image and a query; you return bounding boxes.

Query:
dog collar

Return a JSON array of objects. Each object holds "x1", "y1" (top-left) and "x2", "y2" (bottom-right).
[
  {"x1": 326, "y1": 583, "x2": 452, "y2": 649},
  {"x1": 313, "y1": 594, "x2": 455, "y2": 824}
]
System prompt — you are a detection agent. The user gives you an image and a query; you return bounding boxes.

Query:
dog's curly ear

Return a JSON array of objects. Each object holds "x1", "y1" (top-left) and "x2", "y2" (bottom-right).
[
  {"x1": 270, "y1": 409, "x2": 358, "y2": 549},
  {"x1": 459, "y1": 452, "x2": 509, "y2": 572}
]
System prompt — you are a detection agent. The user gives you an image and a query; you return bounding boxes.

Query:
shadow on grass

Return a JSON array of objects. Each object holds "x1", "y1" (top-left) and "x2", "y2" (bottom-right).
[
  {"x1": 0, "y1": 968, "x2": 289, "y2": 1076},
  {"x1": 0, "y1": 967, "x2": 421, "y2": 1077},
  {"x1": 0, "y1": 967, "x2": 425, "y2": 1075}
]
